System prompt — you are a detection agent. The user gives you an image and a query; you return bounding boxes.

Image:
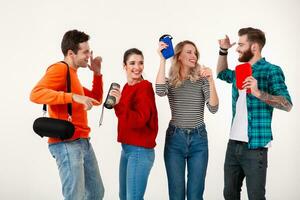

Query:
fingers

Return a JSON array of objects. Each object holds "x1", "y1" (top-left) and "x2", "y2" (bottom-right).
[
  {"x1": 109, "y1": 89, "x2": 121, "y2": 105},
  {"x1": 90, "y1": 50, "x2": 94, "y2": 60},
  {"x1": 218, "y1": 35, "x2": 236, "y2": 49},
  {"x1": 243, "y1": 76, "x2": 254, "y2": 82},
  {"x1": 97, "y1": 56, "x2": 102, "y2": 63},
  {"x1": 83, "y1": 97, "x2": 96, "y2": 110},
  {"x1": 158, "y1": 41, "x2": 168, "y2": 51},
  {"x1": 109, "y1": 88, "x2": 121, "y2": 98},
  {"x1": 91, "y1": 98, "x2": 101, "y2": 106},
  {"x1": 230, "y1": 42, "x2": 236, "y2": 48},
  {"x1": 242, "y1": 76, "x2": 255, "y2": 89},
  {"x1": 89, "y1": 50, "x2": 94, "y2": 68},
  {"x1": 73, "y1": 94, "x2": 99, "y2": 110},
  {"x1": 84, "y1": 100, "x2": 93, "y2": 110},
  {"x1": 199, "y1": 67, "x2": 212, "y2": 78},
  {"x1": 89, "y1": 54, "x2": 102, "y2": 75}
]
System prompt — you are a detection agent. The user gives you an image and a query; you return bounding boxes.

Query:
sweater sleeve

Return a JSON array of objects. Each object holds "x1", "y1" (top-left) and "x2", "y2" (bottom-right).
[
  {"x1": 202, "y1": 78, "x2": 219, "y2": 114},
  {"x1": 114, "y1": 82, "x2": 155, "y2": 129},
  {"x1": 83, "y1": 74, "x2": 103, "y2": 103},
  {"x1": 30, "y1": 63, "x2": 73, "y2": 105},
  {"x1": 155, "y1": 78, "x2": 169, "y2": 97}
]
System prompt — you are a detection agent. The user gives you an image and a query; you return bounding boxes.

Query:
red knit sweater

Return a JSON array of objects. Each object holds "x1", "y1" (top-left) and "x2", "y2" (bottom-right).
[{"x1": 114, "y1": 80, "x2": 158, "y2": 148}]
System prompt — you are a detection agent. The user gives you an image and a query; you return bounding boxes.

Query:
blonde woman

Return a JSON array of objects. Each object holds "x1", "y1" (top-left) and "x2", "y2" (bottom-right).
[{"x1": 156, "y1": 40, "x2": 219, "y2": 200}]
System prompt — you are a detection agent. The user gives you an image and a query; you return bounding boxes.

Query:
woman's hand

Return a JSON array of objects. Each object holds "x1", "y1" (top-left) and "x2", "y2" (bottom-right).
[
  {"x1": 109, "y1": 87, "x2": 121, "y2": 105},
  {"x1": 199, "y1": 66, "x2": 213, "y2": 81},
  {"x1": 157, "y1": 41, "x2": 168, "y2": 60}
]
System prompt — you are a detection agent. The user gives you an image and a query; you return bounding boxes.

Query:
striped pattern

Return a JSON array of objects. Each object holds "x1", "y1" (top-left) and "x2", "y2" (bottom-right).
[{"x1": 156, "y1": 78, "x2": 218, "y2": 128}]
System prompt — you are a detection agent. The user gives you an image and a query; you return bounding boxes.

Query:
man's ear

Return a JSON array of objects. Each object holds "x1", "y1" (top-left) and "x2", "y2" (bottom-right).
[
  {"x1": 67, "y1": 49, "x2": 75, "y2": 57},
  {"x1": 251, "y1": 43, "x2": 259, "y2": 53}
]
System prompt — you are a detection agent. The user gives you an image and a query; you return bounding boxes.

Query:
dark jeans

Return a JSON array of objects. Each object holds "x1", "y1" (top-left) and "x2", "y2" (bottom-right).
[
  {"x1": 224, "y1": 140, "x2": 268, "y2": 200},
  {"x1": 164, "y1": 124, "x2": 208, "y2": 200}
]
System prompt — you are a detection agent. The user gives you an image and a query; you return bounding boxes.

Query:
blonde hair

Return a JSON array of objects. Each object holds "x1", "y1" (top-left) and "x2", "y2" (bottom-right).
[{"x1": 168, "y1": 40, "x2": 201, "y2": 87}]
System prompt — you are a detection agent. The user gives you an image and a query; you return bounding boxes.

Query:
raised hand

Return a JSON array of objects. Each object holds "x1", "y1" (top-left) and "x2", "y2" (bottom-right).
[
  {"x1": 157, "y1": 41, "x2": 168, "y2": 60},
  {"x1": 199, "y1": 66, "x2": 213, "y2": 81},
  {"x1": 218, "y1": 35, "x2": 236, "y2": 50},
  {"x1": 88, "y1": 51, "x2": 102, "y2": 75}
]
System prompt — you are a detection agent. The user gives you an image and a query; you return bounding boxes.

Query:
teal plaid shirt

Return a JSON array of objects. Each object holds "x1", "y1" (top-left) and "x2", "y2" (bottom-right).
[{"x1": 218, "y1": 58, "x2": 292, "y2": 149}]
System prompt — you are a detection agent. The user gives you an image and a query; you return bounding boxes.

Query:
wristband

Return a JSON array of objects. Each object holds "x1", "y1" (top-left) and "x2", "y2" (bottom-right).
[
  {"x1": 219, "y1": 50, "x2": 228, "y2": 56},
  {"x1": 220, "y1": 47, "x2": 228, "y2": 51}
]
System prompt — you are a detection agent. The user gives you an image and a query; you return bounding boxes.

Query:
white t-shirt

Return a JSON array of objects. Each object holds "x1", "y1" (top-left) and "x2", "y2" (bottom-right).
[
  {"x1": 230, "y1": 90, "x2": 248, "y2": 142},
  {"x1": 230, "y1": 90, "x2": 271, "y2": 147}
]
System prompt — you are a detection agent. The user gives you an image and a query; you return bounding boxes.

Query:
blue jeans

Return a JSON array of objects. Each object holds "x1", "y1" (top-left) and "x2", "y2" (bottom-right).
[
  {"x1": 119, "y1": 144, "x2": 155, "y2": 200},
  {"x1": 224, "y1": 140, "x2": 268, "y2": 200},
  {"x1": 48, "y1": 138, "x2": 104, "y2": 200},
  {"x1": 164, "y1": 124, "x2": 209, "y2": 200}
]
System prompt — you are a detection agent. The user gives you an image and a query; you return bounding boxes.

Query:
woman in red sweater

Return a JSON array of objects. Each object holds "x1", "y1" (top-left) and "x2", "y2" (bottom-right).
[{"x1": 110, "y1": 48, "x2": 158, "y2": 200}]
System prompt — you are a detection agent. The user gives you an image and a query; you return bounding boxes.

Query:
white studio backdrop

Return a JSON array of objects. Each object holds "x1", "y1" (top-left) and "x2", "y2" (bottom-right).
[{"x1": 0, "y1": 0, "x2": 299, "y2": 199}]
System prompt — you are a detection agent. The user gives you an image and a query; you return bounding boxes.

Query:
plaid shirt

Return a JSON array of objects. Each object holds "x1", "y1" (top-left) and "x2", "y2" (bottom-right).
[{"x1": 218, "y1": 58, "x2": 292, "y2": 149}]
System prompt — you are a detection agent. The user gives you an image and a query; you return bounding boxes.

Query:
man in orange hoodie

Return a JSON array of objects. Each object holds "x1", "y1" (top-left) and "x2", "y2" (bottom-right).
[{"x1": 30, "y1": 30, "x2": 104, "y2": 200}]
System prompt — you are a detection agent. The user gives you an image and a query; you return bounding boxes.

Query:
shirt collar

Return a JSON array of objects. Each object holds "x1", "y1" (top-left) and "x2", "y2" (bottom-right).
[{"x1": 252, "y1": 57, "x2": 266, "y2": 70}]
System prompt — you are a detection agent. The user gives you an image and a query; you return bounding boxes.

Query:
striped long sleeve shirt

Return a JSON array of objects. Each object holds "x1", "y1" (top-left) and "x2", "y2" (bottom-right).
[{"x1": 156, "y1": 78, "x2": 218, "y2": 128}]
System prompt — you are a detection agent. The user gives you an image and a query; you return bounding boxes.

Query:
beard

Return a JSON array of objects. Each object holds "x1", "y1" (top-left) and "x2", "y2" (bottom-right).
[{"x1": 238, "y1": 48, "x2": 254, "y2": 62}]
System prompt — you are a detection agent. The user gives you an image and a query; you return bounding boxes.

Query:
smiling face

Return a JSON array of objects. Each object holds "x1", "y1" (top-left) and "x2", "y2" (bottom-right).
[
  {"x1": 178, "y1": 43, "x2": 198, "y2": 69},
  {"x1": 236, "y1": 35, "x2": 254, "y2": 62},
  {"x1": 69, "y1": 41, "x2": 91, "y2": 68},
  {"x1": 124, "y1": 54, "x2": 144, "y2": 83}
]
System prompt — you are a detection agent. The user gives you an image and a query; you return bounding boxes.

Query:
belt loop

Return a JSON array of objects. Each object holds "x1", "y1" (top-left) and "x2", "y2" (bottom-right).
[
  {"x1": 171, "y1": 123, "x2": 177, "y2": 133},
  {"x1": 197, "y1": 125, "x2": 202, "y2": 134},
  {"x1": 197, "y1": 126, "x2": 200, "y2": 134}
]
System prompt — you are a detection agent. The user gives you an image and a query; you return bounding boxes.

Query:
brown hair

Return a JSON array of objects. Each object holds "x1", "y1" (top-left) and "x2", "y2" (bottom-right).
[
  {"x1": 61, "y1": 30, "x2": 90, "y2": 56},
  {"x1": 123, "y1": 48, "x2": 144, "y2": 64},
  {"x1": 238, "y1": 27, "x2": 266, "y2": 49}
]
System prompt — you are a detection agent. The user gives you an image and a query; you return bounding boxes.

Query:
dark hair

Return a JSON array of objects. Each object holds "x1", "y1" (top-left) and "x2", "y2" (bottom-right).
[
  {"x1": 61, "y1": 30, "x2": 90, "y2": 56},
  {"x1": 123, "y1": 48, "x2": 143, "y2": 64},
  {"x1": 238, "y1": 27, "x2": 266, "y2": 49}
]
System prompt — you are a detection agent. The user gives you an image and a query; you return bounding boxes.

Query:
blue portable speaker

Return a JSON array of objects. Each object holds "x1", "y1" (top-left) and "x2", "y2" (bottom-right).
[{"x1": 159, "y1": 34, "x2": 174, "y2": 59}]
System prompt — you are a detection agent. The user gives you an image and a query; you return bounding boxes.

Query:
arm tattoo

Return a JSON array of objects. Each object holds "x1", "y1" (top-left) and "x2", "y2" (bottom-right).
[{"x1": 259, "y1": 91, "x2": 292, "y2": 112}]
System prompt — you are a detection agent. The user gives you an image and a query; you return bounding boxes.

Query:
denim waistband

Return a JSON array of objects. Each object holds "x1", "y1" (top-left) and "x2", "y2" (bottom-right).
[
  {"x1": 168, "y1": 123, "x2": 206, "y2": 134},
  {"x1": 228, "y1": 139, "x2": 268, "y2": 150}
]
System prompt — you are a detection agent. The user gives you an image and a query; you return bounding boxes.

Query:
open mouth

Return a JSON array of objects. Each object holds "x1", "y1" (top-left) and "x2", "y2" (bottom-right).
[
  {"x1": 132, "y1": 71, "x2": 141, "y2": 76},
  {"x1": 189, "y1": 59, "x2": 196, "y2": 64}
]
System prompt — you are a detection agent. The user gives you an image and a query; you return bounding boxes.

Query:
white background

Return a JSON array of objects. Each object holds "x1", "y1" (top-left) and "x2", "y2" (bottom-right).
[{"x1": 0, "y1": 0, "x2": 299, "y2": 199}]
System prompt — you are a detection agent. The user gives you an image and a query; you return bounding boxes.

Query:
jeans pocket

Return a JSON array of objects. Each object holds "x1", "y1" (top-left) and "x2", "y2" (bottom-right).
[
  {"x1": 48, "y1": 144, "x2": 58, "y2": 159},
  {"x1": 198, "y1": 128, "x2": 208, "y2": 138},
  {"x1": 166, "y1": 126, "x2": 175, "y2": 137},
  {"x1": 257, "y1": 148, "x2": 268, "y2": 168},
  {"x1": 146, "y1": 150, "x2": 155, "y2": 165}
]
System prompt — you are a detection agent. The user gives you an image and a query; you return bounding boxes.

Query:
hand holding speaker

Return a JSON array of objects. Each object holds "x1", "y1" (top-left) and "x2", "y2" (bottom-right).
[
  {"x1": 103, "y1": 83, "x2": 121, "y2": 109},
  {"x1": 159, "y1": 34, "x2": 174, "y2": 59}
]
